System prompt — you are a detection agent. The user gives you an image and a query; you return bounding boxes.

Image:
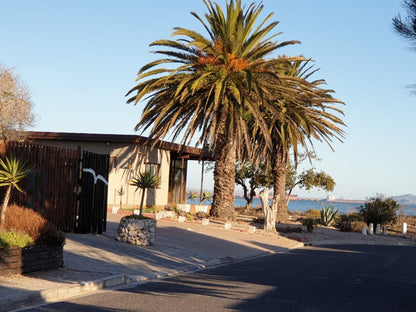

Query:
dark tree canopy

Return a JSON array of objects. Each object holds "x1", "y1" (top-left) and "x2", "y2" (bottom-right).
[
  {"x1": 393, "y1": 1, "x2": 416, "y2": 92},
  {"x1": 393, "y1": 0, "x2": 416, "y2": 48}
]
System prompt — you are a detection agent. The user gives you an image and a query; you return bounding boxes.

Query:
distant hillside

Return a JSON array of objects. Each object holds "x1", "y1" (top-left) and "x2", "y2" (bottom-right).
[{"x1": 393, "y1": 194, "x2": 416, "y2": 205}]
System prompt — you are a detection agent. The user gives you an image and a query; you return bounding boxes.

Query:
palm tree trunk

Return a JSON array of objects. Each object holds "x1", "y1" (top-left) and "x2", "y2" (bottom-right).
[
  {"x1": 210, "y1": 132, "x2": 237, "y2": 220},
  {"x1": 260, "y1": 187, "x2": 277, "y2": 232},
  {"x1": 139, "y1": 189, "x2": 145, "y2": 216},
  {"x1": 0, "y1": 185, "x2": 12, "y2": 227},
  {"x1": 272, "y1": 146, "x2": 289, "y2": 223}
]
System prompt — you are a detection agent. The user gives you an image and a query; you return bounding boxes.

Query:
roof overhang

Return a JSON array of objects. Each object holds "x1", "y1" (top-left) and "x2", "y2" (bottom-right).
[{"x1": 24, "y1": 131, "x2": 212, "y2": 161}]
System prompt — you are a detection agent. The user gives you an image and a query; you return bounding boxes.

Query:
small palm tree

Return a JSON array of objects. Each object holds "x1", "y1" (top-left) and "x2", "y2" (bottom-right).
[
  {"x1": 201, "y1": 192, "x2": 213, "y2": 204},
  {"x1": 187, "y1": 190, "x2": 199, "y2": 203},
  {"x1": 0, "y1": 156, "x2": 31, "y2": 226},
  {"x1": 129, "y1": 172, "x2": 160, "y2": 216}
]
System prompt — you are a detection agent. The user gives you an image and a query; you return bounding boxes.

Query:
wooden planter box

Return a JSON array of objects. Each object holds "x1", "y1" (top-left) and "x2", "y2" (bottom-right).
[{"x1": 0, "y1": 245, "x2": 63, "y2": 276}]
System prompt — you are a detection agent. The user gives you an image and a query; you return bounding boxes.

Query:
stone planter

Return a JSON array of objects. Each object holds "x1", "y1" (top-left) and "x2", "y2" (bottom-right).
[
  {"x1": 117, "y1": 217, "x2": 156, "y2": 246},
  {"x1": 0, "y1": 245, "x2": 64, "y2": 276}
]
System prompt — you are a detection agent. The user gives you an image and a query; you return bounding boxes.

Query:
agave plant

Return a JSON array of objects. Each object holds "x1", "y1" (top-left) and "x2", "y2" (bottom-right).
[
  {"x1": 0, "y1": 156, "x2": 31, "y2": 226},
  {"x1": 129, "y1": 172, "x2": 160, "y2": 216},
  {"x1": 320, "y1": 205, "x2": 339, "y2": 227}
]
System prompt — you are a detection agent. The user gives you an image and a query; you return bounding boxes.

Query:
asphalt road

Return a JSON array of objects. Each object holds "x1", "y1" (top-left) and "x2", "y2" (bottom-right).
[{"x1": 21, "y1": 245, "x2": 416, "y2": 312}]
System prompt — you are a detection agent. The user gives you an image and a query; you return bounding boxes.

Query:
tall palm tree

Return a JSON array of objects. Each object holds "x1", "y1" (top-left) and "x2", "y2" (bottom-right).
[
  {"x1": 126, "y1": 0, "x2": 301, "y2": 219},
  {"x1": 0, "y1": 156, "x2": 31, "y2": 226},
  {"x1": 264, "y1": 60, "x2": 345, "y2": 228}
]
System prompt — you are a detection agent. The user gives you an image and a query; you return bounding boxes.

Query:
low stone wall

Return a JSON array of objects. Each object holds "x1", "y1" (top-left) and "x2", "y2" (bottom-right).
[
  {"x1": 117, "y1": 217, "x2": 156, "y2": 246},
  {"x1": 0, "y1": 245, "x2": 64, "y2": 276}
]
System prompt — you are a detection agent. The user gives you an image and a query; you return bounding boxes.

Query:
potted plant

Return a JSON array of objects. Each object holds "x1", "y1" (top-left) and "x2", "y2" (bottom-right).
[
  {"x1": 117, "y1": 172, "x2": 160, "y2": 246},
  {"x1": 0, "y1": 157, "x2": 65, "y2": 276},
  {"x1": 0, "y1": 205, "x2": 65, "y2": 276},
  {"x1": 195, "y1": 192, "x2": 212, "y2": 214}
]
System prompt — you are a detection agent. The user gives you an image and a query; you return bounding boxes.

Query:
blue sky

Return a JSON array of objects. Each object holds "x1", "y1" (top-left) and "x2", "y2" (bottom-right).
[{"x1": 1, "y1": 0, "x2": 414, "y2": 200}]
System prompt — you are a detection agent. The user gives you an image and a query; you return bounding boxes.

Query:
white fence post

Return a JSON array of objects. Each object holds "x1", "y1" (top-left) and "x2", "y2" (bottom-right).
[
  {"x1": 369, "y1": 223, "x2": 374, "y2": 235},
  {"x1": 362, "y1": 226, "x2": 367, "y2": 235},
  {"x1": 403, "y1": 223, "x2": 408, "y2": 235},
  {"x1": 375, "y1": 224, "x2": 381, "y2": 235}
]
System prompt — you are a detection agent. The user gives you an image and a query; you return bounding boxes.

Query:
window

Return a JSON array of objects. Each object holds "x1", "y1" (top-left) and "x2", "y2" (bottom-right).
[{"x1": 145, "y1": 163, "x2": 160, "y2": 178}]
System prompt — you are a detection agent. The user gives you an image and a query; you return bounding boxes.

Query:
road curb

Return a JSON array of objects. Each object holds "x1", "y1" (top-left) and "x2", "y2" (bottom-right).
[
  {"x1": 1, "y1": 274, "x2": 129, "y2": 312},
  {"x1": 2, "y1": 246, "x2": 302, "y2": 312},
  {"x1": 1, "y1": 256, "x2": 252, "y2": 311}
]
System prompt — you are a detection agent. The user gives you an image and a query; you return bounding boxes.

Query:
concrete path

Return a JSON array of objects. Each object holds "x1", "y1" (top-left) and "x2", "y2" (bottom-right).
[{"x1": 0, "y1": 214, "x2": 302, "y2": 311}]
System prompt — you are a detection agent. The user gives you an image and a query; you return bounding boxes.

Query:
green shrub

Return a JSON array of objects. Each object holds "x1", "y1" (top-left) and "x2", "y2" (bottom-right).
[
  {"x1": 336, "y1": 213, "x2": 365, "y2": 232},
  {"x1": 304, "y1": 209, "x2": 321, "y2": 219},
  {"x1": 0, "y1": 230, "x2": 34, "y2": 250},
  {"x1": 123, "y1": 214, "x2": 151, "y2": 220},
  {"x1": 143, "y1": 205, "x2": 157, "y2": 214},
  {"x1": 196, "y1": 212, "x2": 209, "y2": 219},
  {"x1": 302, "y1": 218, "x2": 317, "y2": 232},
  {"x1": 358, "y1": 194, "x2": 400, "y2": 225},
  {"x1": 339, "y1": 213, "x2": 363, "y2": 223},
  {"x1": 185, "y1": 213, "x2": 194, "y2": 221},
  {"x1": 171, "y1": 205, "x2": 180, "y2": 214},
  {"x1": 337, "y1": 221, "x2": 350, "y2": 232},
  {"x1": 320, "y1": 205, "x2": 338, "y2": 226}
]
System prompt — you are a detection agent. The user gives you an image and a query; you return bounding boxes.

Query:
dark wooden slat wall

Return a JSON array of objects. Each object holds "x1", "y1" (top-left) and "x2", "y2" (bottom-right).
[
  {"x1": 0, "y1": 141, "x2": 109, "y2": 234},
  {"x1": 4, "y1": 142, "x2": 80, "y2": 232}
]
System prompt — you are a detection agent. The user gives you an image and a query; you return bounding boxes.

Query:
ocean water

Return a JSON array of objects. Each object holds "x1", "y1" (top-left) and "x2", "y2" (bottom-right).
[{"x1": 190, "y1": 196, "x2": 416, "y2": 216}]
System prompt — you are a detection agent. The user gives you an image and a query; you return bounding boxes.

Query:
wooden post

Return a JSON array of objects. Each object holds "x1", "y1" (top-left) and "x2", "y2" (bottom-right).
[{"x1": 199, "y1": 161, "x2": 204, "y2": 203}]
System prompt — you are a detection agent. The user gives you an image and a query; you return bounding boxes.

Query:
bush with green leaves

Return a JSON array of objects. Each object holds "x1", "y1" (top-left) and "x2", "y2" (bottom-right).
[
  {"x1": 302, "y1": 218, "x2": 316, "y2": 232},
  {"x1": 350, "y1": 221, "x2": 369, "y2": 233},
  {"x1": 123, "y1": 214, "x2": 151, "y2": 220},
  {"x1": 358, "y1": 194, "x2": 400, "y2": 225},
  {"x1": 320, "y1": 205, "x2": 338, "y2": 226},
  {"x1": 336, "y1": 213, "x2": 364, "y2": 232},
  {"x1": 0, "y1": 230, "x2": 34, "y2": 250},
  {"x1": 143, "y1": 205, "x2": 157, "y2": 214},
  {"x1": 196, "y1": 211, "x2": 209, "y2": 219},
  {"x1": 304, "y1": 209, "x2": 321, "y2": 219}
]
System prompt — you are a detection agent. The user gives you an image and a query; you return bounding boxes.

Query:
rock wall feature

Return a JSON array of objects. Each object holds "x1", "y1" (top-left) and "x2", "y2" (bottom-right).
[{"x1": 117, "y1": 217, "x2": 156, "y2": 246}]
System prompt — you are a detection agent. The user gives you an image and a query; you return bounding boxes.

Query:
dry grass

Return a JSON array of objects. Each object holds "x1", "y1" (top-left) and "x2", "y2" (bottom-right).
[{"x1": 4, "y1": 205, "x2": 64, "y2": 246}]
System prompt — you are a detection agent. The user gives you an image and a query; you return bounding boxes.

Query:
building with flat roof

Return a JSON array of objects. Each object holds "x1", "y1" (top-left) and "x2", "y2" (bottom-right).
[{"x1": 25, "y1": 131, "x2": 210, "y2": 209}]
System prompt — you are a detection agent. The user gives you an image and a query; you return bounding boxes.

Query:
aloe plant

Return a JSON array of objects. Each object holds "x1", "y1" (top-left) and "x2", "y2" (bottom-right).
[
  {"x1": 320, "y1": 205, "x2": 339, "y2": 227},
  {"x1": 0, "y1": 156, "x2": 31, "y2": 226},
  {"x1": 129, "y1": 172, "x2": 160, "y2": 216}
]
